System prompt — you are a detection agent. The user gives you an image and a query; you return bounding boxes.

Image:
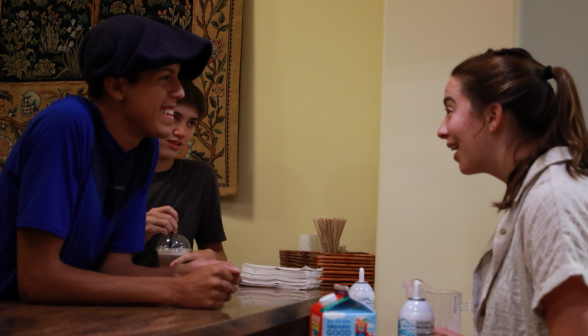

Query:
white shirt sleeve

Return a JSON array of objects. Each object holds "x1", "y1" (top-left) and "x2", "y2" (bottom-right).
[{"x1": 521, "y1": 168, "x2": 588, "y2": 318}]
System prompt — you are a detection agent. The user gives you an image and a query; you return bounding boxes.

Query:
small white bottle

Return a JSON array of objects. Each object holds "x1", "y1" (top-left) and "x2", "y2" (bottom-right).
[
  {"x1": 349, "y1": 267, "x2": 375, "y2": 309},
  {"x1": 398, "y1": 279, "x2": 434, "y2": 336}
]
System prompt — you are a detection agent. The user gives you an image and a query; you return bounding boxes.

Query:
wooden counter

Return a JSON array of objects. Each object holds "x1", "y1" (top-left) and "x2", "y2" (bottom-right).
[{"x1": 0, "y1": 287, "x2": 325, "y2": 336}]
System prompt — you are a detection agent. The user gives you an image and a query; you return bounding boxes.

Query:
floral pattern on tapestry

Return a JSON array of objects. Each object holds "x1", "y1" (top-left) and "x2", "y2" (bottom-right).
[{"x1": 0, "y1": 0, "x2": 242, "y2": 195}]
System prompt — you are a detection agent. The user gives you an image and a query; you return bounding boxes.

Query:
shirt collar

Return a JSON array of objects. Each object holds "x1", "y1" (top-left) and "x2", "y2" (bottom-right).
[{"x1": 514, "y1": 146, "x2": 572, "y2": 202}]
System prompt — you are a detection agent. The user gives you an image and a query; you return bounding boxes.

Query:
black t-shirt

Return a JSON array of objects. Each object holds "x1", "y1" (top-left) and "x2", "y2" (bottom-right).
[{"x1": 132, "y1": 159, "x2": 226, "y2": 267}]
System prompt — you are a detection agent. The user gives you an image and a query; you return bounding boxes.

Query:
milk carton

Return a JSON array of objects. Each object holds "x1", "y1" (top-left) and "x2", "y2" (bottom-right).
[{"x1": 309, "y1": 290, "x2": 377, "y2": 336}]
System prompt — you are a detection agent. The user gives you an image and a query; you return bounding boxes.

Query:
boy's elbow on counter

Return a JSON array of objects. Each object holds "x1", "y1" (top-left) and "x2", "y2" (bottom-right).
[{"x1": 17, "y1": 273, "x2": 53, "y2": 303}]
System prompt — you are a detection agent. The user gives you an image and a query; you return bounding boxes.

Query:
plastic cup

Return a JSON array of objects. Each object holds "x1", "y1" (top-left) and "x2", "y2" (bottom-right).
[
  {"x1": 156, "y1": 233, "x2": 191, "y2": 267},
  {"x1": 157, "y1": 248, "x2": 191, "y2": 267}
]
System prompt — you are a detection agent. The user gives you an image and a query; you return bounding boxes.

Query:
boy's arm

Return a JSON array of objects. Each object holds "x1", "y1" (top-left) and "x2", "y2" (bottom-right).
[
  {"x1": 192, "y1": 162, "x2": 227, "y2": 261},
  {"x1": 198, "y1": 242, "x2": 227, "y2": 261},
  {"x1": 170, "y1": 244, "x2": 233, "y2": 274},
  {"x1": 102, "y1": 249, "x2": 232, "y2": 277},
  {"x1": 17, "y1": 228, "x2": 239, "y2": 309}
]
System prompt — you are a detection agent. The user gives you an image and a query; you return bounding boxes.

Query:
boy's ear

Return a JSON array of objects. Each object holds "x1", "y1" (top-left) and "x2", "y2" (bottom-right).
[
  {"x1": 103, "y1": 77, "x2": 125, "y2": 101},
  {"x1": 485, "y1": 103, "x2": 503, "y2": 133}
]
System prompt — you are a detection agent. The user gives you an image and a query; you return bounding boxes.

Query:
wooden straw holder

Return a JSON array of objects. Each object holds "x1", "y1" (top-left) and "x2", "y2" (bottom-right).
[{"x1": 279, "y1": 250, "x2": 376, "y2": 289}]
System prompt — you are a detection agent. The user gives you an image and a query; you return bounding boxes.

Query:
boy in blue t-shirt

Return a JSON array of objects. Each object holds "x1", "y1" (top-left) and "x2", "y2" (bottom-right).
[{"x1": 0, "y1": 15, "x2": 240, "y2": 309}]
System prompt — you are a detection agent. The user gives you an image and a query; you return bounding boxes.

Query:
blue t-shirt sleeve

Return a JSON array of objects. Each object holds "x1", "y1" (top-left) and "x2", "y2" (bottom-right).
[
  {"x1": 110, "y1": 138, "x2": 159, "y2": 253},
  {"x1": 16, "y1": 102, "x2": 93, "y2": 238}
]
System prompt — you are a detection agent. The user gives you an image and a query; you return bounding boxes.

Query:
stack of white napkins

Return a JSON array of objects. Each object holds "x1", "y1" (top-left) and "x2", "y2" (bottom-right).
[
  {"x1": 238, "y1": 287, "x2": 318, "y2": 307},
  {"x1": 240, "y1": 263, "x2": 322, "y2": 290}
]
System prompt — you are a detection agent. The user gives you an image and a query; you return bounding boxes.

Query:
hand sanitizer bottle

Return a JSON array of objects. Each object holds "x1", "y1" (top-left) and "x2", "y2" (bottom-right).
[
  {"x1": 349, "y1": 267, "x2": 375, "y2": 309},
  {"x1": 398, "y1": 279, "x2": 434, "y2": 336}
]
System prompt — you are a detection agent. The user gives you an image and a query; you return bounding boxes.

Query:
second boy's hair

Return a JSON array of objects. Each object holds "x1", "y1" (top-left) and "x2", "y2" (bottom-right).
[{"x1": 179, "y1": 80, "x2": 206, "y2": 121}]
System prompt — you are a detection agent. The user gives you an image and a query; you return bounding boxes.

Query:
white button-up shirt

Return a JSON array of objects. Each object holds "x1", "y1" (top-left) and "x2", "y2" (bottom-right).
[{"x1": 473, "y1": 146, "x2": 588, "y2": 336}]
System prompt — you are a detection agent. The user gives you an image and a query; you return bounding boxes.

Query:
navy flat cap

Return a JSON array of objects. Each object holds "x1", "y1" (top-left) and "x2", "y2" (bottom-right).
[{"x1": 79, "y1": 15, "x2": 212, "y2": 82}]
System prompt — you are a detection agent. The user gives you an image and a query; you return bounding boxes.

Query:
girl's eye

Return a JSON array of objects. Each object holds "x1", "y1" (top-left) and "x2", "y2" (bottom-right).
[
  {"x1": 187, "y1": 121, "x2": 197, "y2": 127},
  {"x1": 161, "y1": 75, "x2": 170, "y2": 81}
]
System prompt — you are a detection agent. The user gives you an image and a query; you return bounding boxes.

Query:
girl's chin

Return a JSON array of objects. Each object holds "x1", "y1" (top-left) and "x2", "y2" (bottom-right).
[
  {"x1": 458, "y1": 162, "x2": 470, "y2": 174},
  {"x1": 459, "y1": 165, "x2": 480, "y2": 176}
]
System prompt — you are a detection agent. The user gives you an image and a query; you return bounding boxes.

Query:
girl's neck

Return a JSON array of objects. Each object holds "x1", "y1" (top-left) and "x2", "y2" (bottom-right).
[{"x1": 497, "y1": 141, "x2": 539, "y2": 183}]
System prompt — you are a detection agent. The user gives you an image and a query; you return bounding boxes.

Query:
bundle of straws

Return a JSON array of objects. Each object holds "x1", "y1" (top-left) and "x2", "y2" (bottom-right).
[{"x1": 313, "y1": 218, "x2": 347, "y2": 253}]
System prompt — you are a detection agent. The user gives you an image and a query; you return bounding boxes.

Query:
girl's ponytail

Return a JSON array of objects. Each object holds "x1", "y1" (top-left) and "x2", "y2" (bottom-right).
[{"x1": 550, "y1": 67, "x2": 588, "y2": 174}]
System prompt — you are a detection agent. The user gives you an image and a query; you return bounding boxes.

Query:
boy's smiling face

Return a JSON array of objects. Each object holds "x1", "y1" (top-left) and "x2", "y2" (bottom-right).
[{"x1": 119, "y1": 63, "x2": 185, "y2": 140}]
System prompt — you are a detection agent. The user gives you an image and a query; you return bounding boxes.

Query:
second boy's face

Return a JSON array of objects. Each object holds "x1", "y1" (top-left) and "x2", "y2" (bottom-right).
[
  {"x1": 158, "y1": 104, "x2": 199, "y2": 161},
  {"x1": 121, "y1": 64, "x2": 185, "y2": 139}
]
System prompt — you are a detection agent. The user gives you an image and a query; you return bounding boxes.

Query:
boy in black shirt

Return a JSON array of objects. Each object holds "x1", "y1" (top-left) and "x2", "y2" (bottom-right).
[{"x1": 133, "y1": 81, "x2": 227, "y2": 267}]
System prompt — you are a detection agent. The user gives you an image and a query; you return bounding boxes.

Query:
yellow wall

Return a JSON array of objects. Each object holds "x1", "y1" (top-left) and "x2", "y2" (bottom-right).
[
  {"x1": 219, "y1": 2, "x2": 518, "y2": 334},
  {"x1": 220, "y1": 1, "x2": 384, "y2": 269},
  {"x1": 376, "y1": 0, "x2": 518, "y2": 334}
]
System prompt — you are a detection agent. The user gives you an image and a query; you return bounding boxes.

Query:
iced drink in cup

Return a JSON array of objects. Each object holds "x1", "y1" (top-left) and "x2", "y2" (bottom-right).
[
  {"x1": 156, "y1": 233, "x2": 191, "y2": 267},
  {"x1": 157, "y1": 247, "x2": 191, "y2": 267}
]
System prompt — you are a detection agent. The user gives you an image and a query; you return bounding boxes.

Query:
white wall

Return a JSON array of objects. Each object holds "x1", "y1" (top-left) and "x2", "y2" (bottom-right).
[
  {"x1": 520, "y1": 0, "x2": 588, "y2": 117},
  {"x1": 376, "y1": 1, "x2": 518, "y2": 334}
]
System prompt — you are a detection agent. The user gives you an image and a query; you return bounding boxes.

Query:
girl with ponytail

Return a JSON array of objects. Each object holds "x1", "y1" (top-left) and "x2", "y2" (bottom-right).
[{"x1": 436, "y1": 48, "x2": 588, "y2": 336}]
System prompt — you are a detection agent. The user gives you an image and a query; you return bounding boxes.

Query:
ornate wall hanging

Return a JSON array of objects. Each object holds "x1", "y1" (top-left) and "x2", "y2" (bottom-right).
[{"x1": 0, "y1": 0, "x2": 242, "y2": 196}]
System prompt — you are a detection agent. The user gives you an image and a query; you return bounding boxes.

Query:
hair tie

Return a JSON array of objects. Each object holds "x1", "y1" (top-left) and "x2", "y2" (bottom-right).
[{"x1": 543, "y1": 66, "x2": 553, "y2": 80}]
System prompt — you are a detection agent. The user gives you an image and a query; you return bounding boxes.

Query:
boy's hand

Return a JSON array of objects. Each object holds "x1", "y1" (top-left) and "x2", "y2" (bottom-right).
[
  {"x1": 170, "y1": 249, "x2": 217, "y2": 266},
  {"x1": 169, "y1": 249, "x2": 221, "y2": 277},
  {"x1": 170, "y1": 250, "x2": 241, "y2": 282},
  {"x1": 145, "y1": 206, "x2": 179, "y2": 242},
  {"x1": 172, "y1": 262, "x2": 242, "y2": 309}
]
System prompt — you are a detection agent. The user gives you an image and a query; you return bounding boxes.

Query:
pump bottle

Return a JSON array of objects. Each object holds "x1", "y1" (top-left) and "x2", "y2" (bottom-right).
[
  {"x1": 349, "y1": 267, "x2": 375, "y2": 309},
  {"x1": 398, "y1": 279, "x2": 434, "y2": 336}
]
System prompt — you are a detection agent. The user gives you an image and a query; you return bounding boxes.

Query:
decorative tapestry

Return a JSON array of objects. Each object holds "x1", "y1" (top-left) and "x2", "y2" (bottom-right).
[{"x1": 0, "y1": 0, "x2": 242, "y2": 196}]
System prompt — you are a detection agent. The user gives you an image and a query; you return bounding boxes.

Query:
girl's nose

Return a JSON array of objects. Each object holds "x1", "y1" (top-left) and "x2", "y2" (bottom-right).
[{"x1": 437, "y1": 119, "x2": 448, "y2": 140}]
